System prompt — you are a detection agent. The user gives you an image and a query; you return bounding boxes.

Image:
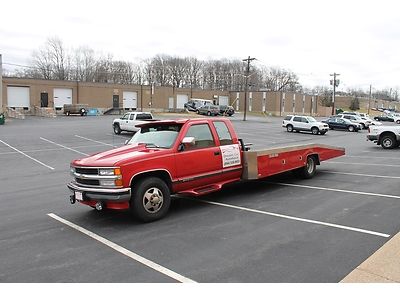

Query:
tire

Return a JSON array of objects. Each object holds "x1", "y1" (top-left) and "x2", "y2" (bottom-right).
[
  {"x1": 361, "y1": 123, "x2": 366, "y2": 129},
  {"x1": 348, "y1": 125, "x2": 355, "y2": 132},
  {"x1": 130, "y1": 177, "x2": 171, "y2": 222},
  {"x1": 311, "y1": 127, "x2": 319, "y2": 135},
  {"x1": 66, "y1": 111, "x2": 70, "y2": 116},
  {"x1": 294, "y1": 156, "x2": 317, "y2": 179},
  {"x1": 287, "y1": 124, "x2": 294, "y2": 132},
  {"x1": 113, "y1": 123, "x2": 121, "y2": 134},
  {"x1": 380, "y1": 134, "x2": 397, "y2": 149},
  {"x1": 396, "y1": 120, "x2": 400, "y2": 124},
  {"x1": 207, "y1": 111, "x2": 211, "y2": 116}
]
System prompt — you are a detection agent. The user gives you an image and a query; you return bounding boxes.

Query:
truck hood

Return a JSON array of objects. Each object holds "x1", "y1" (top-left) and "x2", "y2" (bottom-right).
[{"x1": 72, "y1": 144, "x2": 165, "y2": 167}]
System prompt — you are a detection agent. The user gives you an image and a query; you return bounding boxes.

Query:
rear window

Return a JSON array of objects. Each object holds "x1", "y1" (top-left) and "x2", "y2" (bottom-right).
[
  {"x1": 136, "y1": 113, "x2": 153, "y2": 120},
  {"x1": 284, "y1": 115, "x2": 292, "y2": 121}
]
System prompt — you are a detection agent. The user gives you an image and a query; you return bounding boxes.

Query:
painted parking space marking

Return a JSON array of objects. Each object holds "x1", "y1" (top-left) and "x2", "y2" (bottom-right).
[
  {"x1": 325, "y1": 161, "x2": 400, "y2": 168},
  {"x1": 40, "y1": 137, "x2": 89, "y2": 156},
  {"x1": 320, "y1": 171, "x2": 400, "y2": 180},
  {"x1": 273, "y1": 182, "x2": 400, "y2": 199},
  {"x1": 0, "y1": 139, "x2": 55, "y2": 170},
  {"x1": 345, "y1": 155, "x2": 400, "y2": 160},
  {"x1": 0, "y1": 144, "x2": 108, "y2": 156},
  {"x1": 75, "y1": 135, "x2": 119, "y2": 147},
  {"x1": 199, "y1": 200, "x2": 390, "y2": 238},
  {"x1": 47, "y1": 213, "x2": 196, "y2": 283}
]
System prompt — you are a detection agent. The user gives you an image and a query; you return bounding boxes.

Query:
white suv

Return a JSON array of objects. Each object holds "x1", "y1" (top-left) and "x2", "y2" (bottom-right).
[{"x1": 282, "y1": 115, "x2": 329, "y2": 135}]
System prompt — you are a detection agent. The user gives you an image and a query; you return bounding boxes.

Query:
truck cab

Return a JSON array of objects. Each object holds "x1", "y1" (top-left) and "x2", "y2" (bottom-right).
[{"x1": 112, "y1": 112, "x2": 154, "y2": 134}]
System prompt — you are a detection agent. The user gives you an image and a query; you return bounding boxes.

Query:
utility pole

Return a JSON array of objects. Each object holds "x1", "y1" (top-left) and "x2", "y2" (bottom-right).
[
  {"x1": 0, "y1": 54, "x2": 3, "y2": 113},
  {"x1": 368, "y1": 84, "x2": 372, "y2": 115},
  {"x1": 242, "y1": 56, "x2": 256, "y2": 121},
  {"x1": 330, "y1": 73, "x2": 340, "y2": 115}
]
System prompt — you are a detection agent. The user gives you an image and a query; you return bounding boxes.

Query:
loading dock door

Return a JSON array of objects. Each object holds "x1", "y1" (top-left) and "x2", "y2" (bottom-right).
[
  {"x1": 218, "y1": 96, "x2": 229, "y2": 106},
  {"x1": 176, "y1": 94, "x2": 188, "y2": 109},
  {"x1": 122, "y1": 91, "x2": 137, "y2": 109},
  {"x1": 7, "y1": 86, "x2": 30, "y2": 108},
  {"x1": 54, "y1": 88, "x2": 72, "y2": 109}
]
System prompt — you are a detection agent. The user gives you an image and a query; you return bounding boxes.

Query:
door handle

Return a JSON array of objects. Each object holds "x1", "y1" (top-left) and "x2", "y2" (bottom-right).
[{"x1": 214, "y1": 151, "x2": 220, "y2": 156}]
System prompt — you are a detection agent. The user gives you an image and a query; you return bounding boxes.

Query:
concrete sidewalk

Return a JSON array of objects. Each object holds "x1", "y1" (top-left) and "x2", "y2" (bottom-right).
[{"x1": 341, "y1": 232, "x2": 400, "y2": 283}]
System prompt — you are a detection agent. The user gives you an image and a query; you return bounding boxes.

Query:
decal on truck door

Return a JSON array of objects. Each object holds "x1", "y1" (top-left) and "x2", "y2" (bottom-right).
[{"x1": 220, "y1": 144, "x2": 241, "y2": 168}]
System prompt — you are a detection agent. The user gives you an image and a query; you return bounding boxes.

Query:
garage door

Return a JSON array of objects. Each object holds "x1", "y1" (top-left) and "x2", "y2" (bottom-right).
[
  {"x1": 176, "y1": 94, "x2": 188, "y2": 109},
  {"x1": 218, "y1": 96, "x2": 229, "y2": 106},
  {"x1": 7, "y1": 86, "x2": 30, "y2": 108},
  {"x1": 54, "y1": 88, "x2": 72, "y2": 109},
  {"x1": 123, "y1": 91, "x2": 137, "y2": 109}
]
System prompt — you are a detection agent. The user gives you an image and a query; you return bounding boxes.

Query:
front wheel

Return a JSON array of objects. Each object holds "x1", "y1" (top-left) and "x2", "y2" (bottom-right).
[
  {"x1": 396, "y1": 120, "x2": 400, "y2": 124},
  {"x1": 311, "y1": 127, "x2": 319, "y2": 135},
  {"x1": 348, "y1": 125, "x2": 355, "y2": 132},
  {"x1": 287, "y1": 124, "x2": 294, "y2": 132},
  {"x1": 113, "y1": 124, "x2": 121, "y2": 134},
  {"x1": 130, "y1": 177, "x2": 171, "y2": 222},
  {"x1": 381, "y1": 135, "x2": 397, "y2": 149}
]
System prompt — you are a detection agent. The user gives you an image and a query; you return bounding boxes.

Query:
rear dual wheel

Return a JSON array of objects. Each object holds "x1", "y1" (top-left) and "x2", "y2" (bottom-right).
[{"x1": 293, "y1": 156, "x2": 317, "y2": 179}]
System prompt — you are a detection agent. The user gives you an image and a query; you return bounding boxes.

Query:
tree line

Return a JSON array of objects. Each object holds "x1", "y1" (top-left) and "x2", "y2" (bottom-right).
[{"x1": 12, "y1": 37, "x2": 301, "y2": 93}]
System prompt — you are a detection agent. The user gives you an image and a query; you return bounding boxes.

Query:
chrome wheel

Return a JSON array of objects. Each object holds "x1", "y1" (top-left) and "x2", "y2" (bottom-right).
[{"x1": 143, "y1": 187, "x2": 164, "y2": 214}]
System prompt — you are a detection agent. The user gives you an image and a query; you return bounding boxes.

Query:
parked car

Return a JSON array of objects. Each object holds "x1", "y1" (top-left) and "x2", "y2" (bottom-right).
[
  {"x1": 63, "y1": 104, "x2": 88, "y2": 116},
  {"x1": 184, "y1": 99, "x2": 213, "y2": 112},
  {"x1": 218, "y1": 105, "x2": 235, "y2": 116},
  {"x1": 374, "y1": 114, "x2": 394, "y2": 122},
  {"x1": 322, "y1": 117, "x2": 361, "y2": 132},
  {"x1": 282, "y1": 115, "x2": 329, "y2": 135},
  {"x1": 112, "y1": 112, "x2": 154, "y2": 134},
  {"x1": 197, "y1": 104, "x2": 220, "y2": 116},
  {"x1": 337, "y1": 114, "x2": 370, "y2": 129}
]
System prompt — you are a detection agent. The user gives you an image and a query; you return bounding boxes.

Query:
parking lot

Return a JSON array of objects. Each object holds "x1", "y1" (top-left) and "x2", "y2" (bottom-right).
[{"x1": 0, "y1": 113, "x2": 399, "y2": 283}]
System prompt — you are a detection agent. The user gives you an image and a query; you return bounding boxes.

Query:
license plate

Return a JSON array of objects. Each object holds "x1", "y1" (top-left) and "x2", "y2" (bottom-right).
[{"x1": 75, "y1": 191, "x2": 83, "y2": 201}]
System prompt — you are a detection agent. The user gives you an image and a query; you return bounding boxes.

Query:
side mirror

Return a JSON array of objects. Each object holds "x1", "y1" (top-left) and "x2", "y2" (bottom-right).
[{"x1": 178, "y1": 137, "x2": 196, "y2": 152}]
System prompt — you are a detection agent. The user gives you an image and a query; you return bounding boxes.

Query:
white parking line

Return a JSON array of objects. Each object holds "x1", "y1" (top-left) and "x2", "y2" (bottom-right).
[
  {"x1": 47, "y1": 213, "x2": 196, "y2": 283},
  {"x1": 343, "y1": 155, "x2": 400, "y2": 160},
  {"x1": 75, "y1": 135, "x2": 118, "y2": 147},
  {"x1": 325, "y1": 161, "x2": 400, "y2": 167},
  {"x1": 321, "y1": 171, "x2": 400, "y2": 180},
  {"x1": 40, "y1": 137, "x2": 89, "y2": 156},
  {"x1": 0, "y1": 139, "x2": 55, "y2": 170},
  {"x1": 199, "y1": 201, "x2": 390, "y2": 238},
  {"x1": 274, "y1": 182, "x2": 400, "y2": 199},
  {"x1": 0, "y1": 144, "x2": 108, "y2": 156}
]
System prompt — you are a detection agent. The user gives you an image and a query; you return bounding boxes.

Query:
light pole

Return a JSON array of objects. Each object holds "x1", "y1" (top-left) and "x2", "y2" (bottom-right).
[
  {"x1": 0, "y1": 54, "x2": 3, "y2": 114},
  {"x1": 368, "y1": 84, "x2": 372, "y2": 115},
  {"x1": 242, "y1": 56, "x2": 256, "y2": 121},
  {"x1": 330, "y1": 73, "x2": 340, "y2": 115}
]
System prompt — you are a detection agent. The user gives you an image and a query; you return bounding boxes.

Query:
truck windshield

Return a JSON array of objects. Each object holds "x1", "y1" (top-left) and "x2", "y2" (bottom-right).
[{"x1": 128, "y1": 124, "x2": 182, "y2": 149}]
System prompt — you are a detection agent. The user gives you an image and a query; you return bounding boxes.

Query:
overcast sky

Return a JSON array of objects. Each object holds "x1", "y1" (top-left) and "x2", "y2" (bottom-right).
[{"x1": 1, "y1": 0, "x2": 400, "y2": 92}]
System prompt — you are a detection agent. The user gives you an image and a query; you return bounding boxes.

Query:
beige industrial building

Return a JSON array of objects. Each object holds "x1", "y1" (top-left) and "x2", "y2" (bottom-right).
[{"x1": 1, "y1": 77, "x2": 397, "y2": 117}]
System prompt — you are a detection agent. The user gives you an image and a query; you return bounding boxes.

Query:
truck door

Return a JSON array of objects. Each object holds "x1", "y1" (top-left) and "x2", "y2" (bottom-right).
[
  {"x1": 175, "y1": 123, "x2": 222, "y2": 187},
  {"x1": 119, "y1": 113, "x2": 130, "y2": 130}
]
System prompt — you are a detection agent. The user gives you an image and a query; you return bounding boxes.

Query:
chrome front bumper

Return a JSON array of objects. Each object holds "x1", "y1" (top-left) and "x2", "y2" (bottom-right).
[{"x1": 67, "y1": 182, "x2": 131, "y2": 202}]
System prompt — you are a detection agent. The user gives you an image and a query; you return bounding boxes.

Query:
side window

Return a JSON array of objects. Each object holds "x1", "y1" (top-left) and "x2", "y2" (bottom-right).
[
  {"x1": 121, "y1": 113, "x2": 129, "y2": 120},
  {"x1": 293, "y1": 116, "x2": 302, "y2": 122},
  {"x1": 136, "y1": 114, "x2": 152, "y2": 120},
  {"x1": 213, "y1": 121, "x2": 233, "y2": 146},
  {"x1": 184, "y1": 124, "x2": 215, "y2": 150},
  {"x1": 284, "y1": 116, "x2": 292, "y2": 121},
  {"x1": 301, "y1": 117, "x2": 308, "y2": 123},
  {"x1": 129, "y1": 114, "x2": 135, "y2": 120}
]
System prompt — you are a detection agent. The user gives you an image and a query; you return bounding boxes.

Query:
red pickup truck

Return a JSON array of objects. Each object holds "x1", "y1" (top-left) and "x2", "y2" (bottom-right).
[{"x1": 68, "y1": 118, "x2": 345, "y2": 222}]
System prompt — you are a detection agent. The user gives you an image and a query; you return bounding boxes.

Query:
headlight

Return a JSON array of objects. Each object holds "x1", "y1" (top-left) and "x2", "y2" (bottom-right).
[{"x1": 99, "y1": 168, "x2": 115, "y2": 176}]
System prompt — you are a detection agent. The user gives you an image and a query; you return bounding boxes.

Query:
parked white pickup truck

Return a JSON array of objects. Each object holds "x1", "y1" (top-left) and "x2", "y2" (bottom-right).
[
  {"x1": 113, "y1": 112, "x2": 154, "y2": 134},
  {"x1": 367, "y1": 125, "x2": 400, "y2": 149}
]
